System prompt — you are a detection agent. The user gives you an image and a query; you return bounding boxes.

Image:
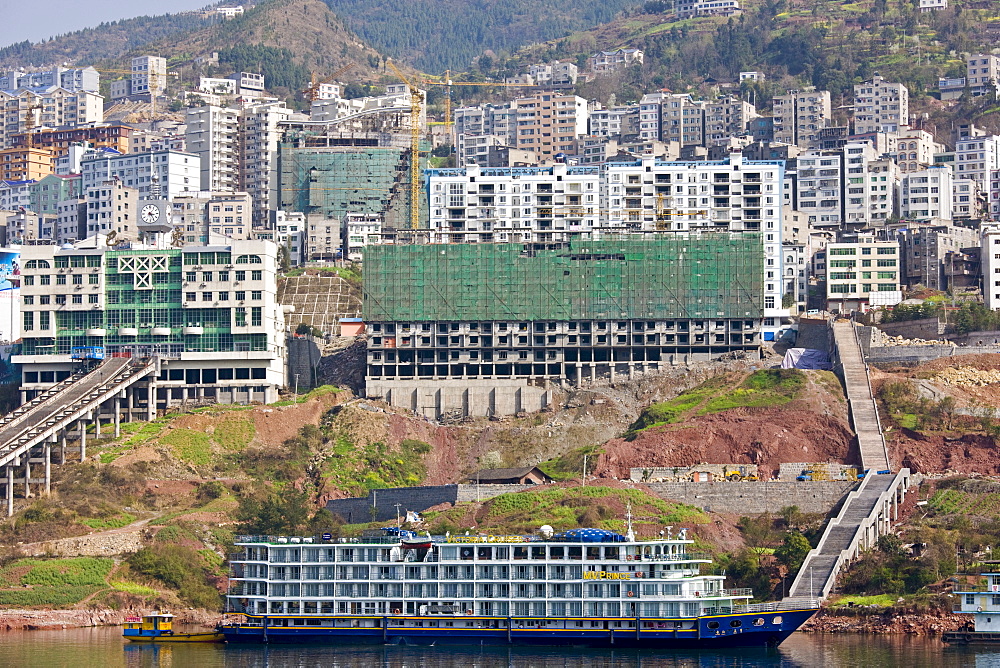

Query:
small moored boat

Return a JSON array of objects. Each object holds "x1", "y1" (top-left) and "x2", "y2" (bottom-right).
[{"x1": 123, "y1": 612, "x2": 224, "y2": 643}]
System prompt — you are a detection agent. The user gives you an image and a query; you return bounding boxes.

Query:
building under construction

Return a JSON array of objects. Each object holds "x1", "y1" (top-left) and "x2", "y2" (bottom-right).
[
  {"x1": 364, "y1": 235, "x2": 764, "y2": 418},
  {"x1": 275, "y1": 114, "x2": 427, "y2": 259}
]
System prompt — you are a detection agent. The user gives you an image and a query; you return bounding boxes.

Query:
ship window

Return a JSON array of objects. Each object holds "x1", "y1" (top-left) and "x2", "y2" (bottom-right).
[
  {"x1": 707, "y1": 621, "x2": 720, "y2": 629},
  {"x1": 531, "y1": 547, "x2": 545, "y2": 559},
  {"x1": 730, "y1": 620, "x2": 742, "y2": 628},
  {"x1": 754, "y1": 618, "x2": 765, "y2": 626},
  {"x1": 514, "y1": 546, "x2": 528, "y2": 560},
  {"x1": 586, "y1": 547, "x2": 600, "y2": 560},
  {"x1": 569, "y1": 547, "x2": 582, "y2": 560},
  {"x1": 478, "y1": 547, "x2": 493, "y2": 560},
  {"x1": 773, "y1": 616, "x2": 782, "y2": 625},
  {"x1": 967, "y1": 595, "x2": 976, "y2": 605},
  {"x1": 550, "y1": 547, "x2": 564, "y2": 559}
]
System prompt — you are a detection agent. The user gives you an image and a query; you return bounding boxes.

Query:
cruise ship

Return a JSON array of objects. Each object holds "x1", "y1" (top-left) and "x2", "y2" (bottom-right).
[{"x1": 222, "y1": 525, "x2": 819, "y2": 648}]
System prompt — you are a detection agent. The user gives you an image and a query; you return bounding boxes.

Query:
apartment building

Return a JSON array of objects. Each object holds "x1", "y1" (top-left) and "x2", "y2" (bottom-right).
[
  {"x1": 342, "y1": 213, "x2": 382, "y2": 262},
  {"x1": 426, "y1": 163, "x2": 601, "y2": 244},
  {"x1": 952, "y1": 178, "x2": 983, "y2": 219},
  {"x1": 772, "y1": 89, "x2": 831, "y2": 148},
  {"x1": 825, "y1": 238, "x2": 901, "y2": 311},
  {"x1": 966, "y1": 54, "x2": 1000, "y2": 98},
  {"x1": 638, "y1": 92, "x2": 706, "y2": 146},
  {"x1": 587, "y1": 103, "x2": 639, "y2": 138},
  {"x1": 983, "y1": 225, "x2": 1000, "y2": 310},
  {"x1": 852, "y1": 76, "x2": 909, "y2": 134},
  {"x1": 171, "y1": 191, "x2": 253, "y2": 243},
  {"x1": 512, "y1": 93, "x2": 588, "y2": 160},
  {"x1": 240, "y1": 101, "x2": 300, "y2": 222},
  {"x1": 900, "y1": 165, "x2": 954, "y2": 221},
  {"x1": 0, "y1": 146, "x2": 55, "y2": 181},
  {"x1": 704, "y1": 95, "x2": 756, "y2": 146},
  {"x1": 0, "y1": 66, "x2": 99, "y2": 94},
  {"x1": 427, "y1": 152, "x2": 787, "y2": 340},
  {"x1": 185, "y1": 105, "x2": 241, "y2": 191},
  {"x1": 12, "y1": 238, "x2": 288, "y2": 407},
  {"x1": 83, "y1": 180, "x2": 138, "y2": 239},
  {"x1": 893, "y1": 128, "x2": 940, "y2": 174},
  {"x1": 894, "y1": 223, "x2": 978, "y2": 290},
  {"x1": 955, "y1": 134, "x2": 1000, "y2": 191},
  {"x1": 29, "y1": 174, "x2": 81, "y2": 215},
  {"x1": 588, "y1": 49, "x2": 643, "y2": 74},
  {"x1": 80, "y1": 149, "x2": 200, "y2": 201},
  {"x1": 9, "y1": 122, "x2": 132, "y2": 158},
  {"x1": 131, "y1": 56, "x2": 168, "y2": 96},
  {"x1": 0, "y1": 88, "x2": 104, "y2": 149},
  {"x1": 54, "y1": 198, "x2": 86, "y2": 243}
]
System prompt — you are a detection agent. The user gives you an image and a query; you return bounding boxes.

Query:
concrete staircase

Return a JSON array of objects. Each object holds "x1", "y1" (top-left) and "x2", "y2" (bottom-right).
[{"x1": 782, "y1": 320, "x2": 909, "y2": 604}]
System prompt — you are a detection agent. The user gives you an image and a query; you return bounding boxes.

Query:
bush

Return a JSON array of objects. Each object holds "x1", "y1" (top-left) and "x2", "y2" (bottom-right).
[
  {"x1": 197, "y1": 481, "x2": 227, "y2": 502},
  {"x1": 127, "y1": 543, "x2": 221, "y2": 609}
]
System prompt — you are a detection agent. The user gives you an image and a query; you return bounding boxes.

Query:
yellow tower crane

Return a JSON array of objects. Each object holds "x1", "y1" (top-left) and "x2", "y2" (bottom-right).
[
  {"x1": 303, "y1": 63, "x2": 355, "y2": 103},
  {"x1": 386, "y1": 60, "x2": 424, "y2": 230}
]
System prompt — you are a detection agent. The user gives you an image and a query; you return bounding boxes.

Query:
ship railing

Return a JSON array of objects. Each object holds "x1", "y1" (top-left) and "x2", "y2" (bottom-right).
[
  {"x1": 638, "y1": 552, "x2": 712, "y2": 562},
  {"x1": 733, "y1": 601, "x2": 783, "y2": 613},
  {"x1": 700, "y1": 606, "x2": 735, "y2": 616},
  {"x1": 949, "y1": 584, "x2": 1000, "y2": 593}
]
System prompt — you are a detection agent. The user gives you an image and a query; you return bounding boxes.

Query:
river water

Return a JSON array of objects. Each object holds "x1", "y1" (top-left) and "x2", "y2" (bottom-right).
[{"x1": 3, "y1": 627, "x2": 1000, "y2": 668}]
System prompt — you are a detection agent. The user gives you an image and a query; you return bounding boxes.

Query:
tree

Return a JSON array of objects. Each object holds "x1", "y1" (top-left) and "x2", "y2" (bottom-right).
[{"x1": 774, "y1": 532, "x2": 812, "y2": 572}]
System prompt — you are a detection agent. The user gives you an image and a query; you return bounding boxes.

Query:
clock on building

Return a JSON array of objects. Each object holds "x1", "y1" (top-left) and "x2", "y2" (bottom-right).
[{"x1": 140, "y1": 204, "x2": 160, "y2": 224}]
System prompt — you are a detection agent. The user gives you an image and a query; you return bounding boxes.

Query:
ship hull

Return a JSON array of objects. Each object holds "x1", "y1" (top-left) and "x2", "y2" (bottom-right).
[{"x1": 221, "y1": 609, "x2": 817, "y2": 648}]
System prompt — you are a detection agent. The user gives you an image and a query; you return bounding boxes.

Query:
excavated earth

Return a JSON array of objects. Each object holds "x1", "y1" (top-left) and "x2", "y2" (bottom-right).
[{"x1": 594, "y1": 372, "x2": 856, "y2": 480}]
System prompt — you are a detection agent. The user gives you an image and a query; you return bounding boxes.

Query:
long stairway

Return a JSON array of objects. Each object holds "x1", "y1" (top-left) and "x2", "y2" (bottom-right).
[{"x1": 783, "y1": 320, "x2": 908, "y2": 603}]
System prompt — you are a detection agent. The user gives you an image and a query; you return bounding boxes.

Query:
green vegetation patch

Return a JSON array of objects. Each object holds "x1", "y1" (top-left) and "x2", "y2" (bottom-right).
[
  {"x1": 1, "y1": 557, "x2": 114, "y2": 587},
  {"x1": 627, "y1": 376, "x2": 732, "y2": 436},
  {"x1": 427, "y1": 486, "x2": 708, "y2": 536},
  {"x1": 111, "y1": 581, "x2": 158, "y2": 596},
  {"x1": 699, "y1": 370, "x2": 805, "y2": 414},
  {"x1": 213, "y1": 415, "x2": 255, "y2": 451},
  {"x1": 828, "y1": 594, "x2": 897, "y2": 608},
  {"x1": 161, "y1": 428, "x2": 212, "y2": 466},
  {"x1": 80, "y1": 513, "x2": 136, "y2": 530},
  {"x1": 0, "y1": 585, "x2": 104, "y2": 607},
  {"x1": 537, "y1": 445, "x2": 601, "y2": 481}
]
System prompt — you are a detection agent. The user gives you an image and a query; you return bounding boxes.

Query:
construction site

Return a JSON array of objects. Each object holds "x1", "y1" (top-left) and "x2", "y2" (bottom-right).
[
  {"x1": 363, "y1": 235, "x2": 765, "y2": 418},
  {"x1": 275, "y1": 114, "x2": 429, "y2": 259}
]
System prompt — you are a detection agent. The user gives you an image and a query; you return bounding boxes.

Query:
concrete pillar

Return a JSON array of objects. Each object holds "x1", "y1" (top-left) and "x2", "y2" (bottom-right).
[
  {"x1": 114, "y1": 397, "x2": 121, "y2": 439},
  {"x1": 126, "y1": 388, "x2": 134, "y2": 423},
  {"x1": 59, "y1": 433, "x2": 66, "y2": 466},
  {"x1": 5, "y1": 465, "x2": 12, "y2": 517},
  {"x1": 44, "y1": 443, "x2": 51, "y2": 496},
  {"x1": 23, "y1": 457, "x2": 30, "y2": 498},
  {"x1": 80, "y1": 419, "x2": 87, "y2": 461}
]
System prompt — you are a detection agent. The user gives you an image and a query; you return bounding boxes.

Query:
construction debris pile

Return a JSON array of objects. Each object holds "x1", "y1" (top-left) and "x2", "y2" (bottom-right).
[{"x1": 935, "y1": 367, "x2": 1000, "y2": 387}]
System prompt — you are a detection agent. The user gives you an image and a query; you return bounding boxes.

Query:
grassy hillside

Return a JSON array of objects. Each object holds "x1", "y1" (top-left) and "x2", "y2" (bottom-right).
[{"x1": 0, "y1": 12, "x2": 215, "y2": 67}]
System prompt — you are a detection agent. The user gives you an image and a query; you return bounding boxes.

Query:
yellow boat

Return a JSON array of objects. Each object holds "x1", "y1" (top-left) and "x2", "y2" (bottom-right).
[{"x1": 123, "y1": 613, "x2": 224, "y2": 643}]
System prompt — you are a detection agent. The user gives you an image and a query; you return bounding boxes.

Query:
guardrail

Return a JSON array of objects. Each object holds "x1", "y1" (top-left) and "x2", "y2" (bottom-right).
[{"x1": 851, "y1": 322, "x2": 891, "y2": 470}]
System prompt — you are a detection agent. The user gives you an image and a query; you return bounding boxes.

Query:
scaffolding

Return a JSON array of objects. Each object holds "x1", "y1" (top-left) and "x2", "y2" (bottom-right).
[{"x1": 363, "y1": 235, "x2": 764, "y2": 322}]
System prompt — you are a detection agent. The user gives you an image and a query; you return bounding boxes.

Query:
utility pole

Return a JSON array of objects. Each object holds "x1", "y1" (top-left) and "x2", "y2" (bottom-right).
[
  {"x1": 395, "y1": 502, "x2": 402, "y2": 527},
  {"x1": 294, "y1": 373, "x2": 300, "y2": 396},
  {"x1": 582, "y1": 454, "x2": 588, "y2": 487}
]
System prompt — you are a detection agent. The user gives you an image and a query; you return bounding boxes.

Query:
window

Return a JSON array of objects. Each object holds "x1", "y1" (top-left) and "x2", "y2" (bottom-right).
[
  {"x1": 89, "y1": 274, "x2": 99, "y2": 285},
  {"x1": 235, "y1": 291, "x2": 246, "y2": 301},
  {"x1": 251, "y1": 270, "x2": 262, "y2": 281},
  {"x1": 235, "y1": 271, "x2": 246, "y2": 281},
  {"x1": 219, "y1": 271, "x2": 230, "y2": 282},
  {"x1": 219, "y1": 292, "x2": 229, "y2": 301},
  {"x1": 186, "y1": 292, "x2": 196, "y2": 302},
  {"x1": 251, "y1": 307, "x2": 262, "y2": 327},
  {"x1": 88, "y1": 294, "x2": 98, "y2": 304},
  {"x1": 72, "y1": 274, "x2": 82, "y2": 285},
  {"x1": 251, "y1": 290, "x2": 262, "y2": 301}
]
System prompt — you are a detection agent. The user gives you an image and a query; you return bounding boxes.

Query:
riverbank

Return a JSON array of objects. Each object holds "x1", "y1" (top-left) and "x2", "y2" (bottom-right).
[
  {"x1": 801, "y1": 606, "x2": 967, "y2": 635},
  {"x1": 0, "y1": 607, "x2": 223, "y2": 632}
]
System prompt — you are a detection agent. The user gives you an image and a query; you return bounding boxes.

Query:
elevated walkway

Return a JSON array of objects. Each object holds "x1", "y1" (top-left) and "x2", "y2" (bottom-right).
[{"x1": 0, "y1": 357, "x2": 158, "y2": 514}]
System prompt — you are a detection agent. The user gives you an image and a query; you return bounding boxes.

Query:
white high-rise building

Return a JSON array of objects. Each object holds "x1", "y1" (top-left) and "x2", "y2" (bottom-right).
[
  {"x1": 185, "y1": 105, "x2": 240, "y2": 191},
  {"x1": 80, "y1": 149, "x2": 200, "y2": 201},
  {"x1": 853, "y1": 75, "x2": 908, "y2": 134},
  {"x1": 982, "y1": 225, "x2": 1000, "y2": 310},
  {"x1": 955, "y1": 134, "x2": 1000, "y2": 191},
  {"x1": 131, "y1": 56, "x2": 167, "y2": 96},
  {"x1": 900, "y1": 165, "x2": 954, "y2": 221}
]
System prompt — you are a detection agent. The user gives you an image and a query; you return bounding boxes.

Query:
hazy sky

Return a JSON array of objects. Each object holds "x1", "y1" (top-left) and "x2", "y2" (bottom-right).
[{"x1": 0, "y1": 0, "x2": 211, "y2": 49}]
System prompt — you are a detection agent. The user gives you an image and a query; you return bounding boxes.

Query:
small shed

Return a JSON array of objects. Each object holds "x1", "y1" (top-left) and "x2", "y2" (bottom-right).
[
  {"x1": 339, "y1": 318, "x2": 365, "y2": 337},
  {"x1": 468, "y1": 467, "x2": 553, "y2": 485}
]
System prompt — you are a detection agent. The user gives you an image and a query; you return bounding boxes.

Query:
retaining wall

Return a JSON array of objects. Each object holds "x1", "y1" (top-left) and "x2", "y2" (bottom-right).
[
  {"x1": 325, "y1": 484, "x2": 536, "y2": 523},
  {"x1": 646, "y1": 480, "x2": 856, "y2": 514}
]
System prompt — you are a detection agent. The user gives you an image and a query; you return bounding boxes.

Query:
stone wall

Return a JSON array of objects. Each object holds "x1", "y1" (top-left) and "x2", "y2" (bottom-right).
[
  {"x1": 21, "y1": 526, "x2": 158, "y2": 557},
  {"x1": 287, "y1": 335, "x2": 323, "y2": 389},
  {"x1": 325, "y1": 483, "x2": 535, "y2": 523},
  {"x1": 867, "y1": 344, "x2": 1000, "y2": 365},
  {"x1": 874, "y1": 318, "x2": 942, "y2": 341},
  {"x1": 646, "y1": 480, "x2": 856, "y2": 514}
]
